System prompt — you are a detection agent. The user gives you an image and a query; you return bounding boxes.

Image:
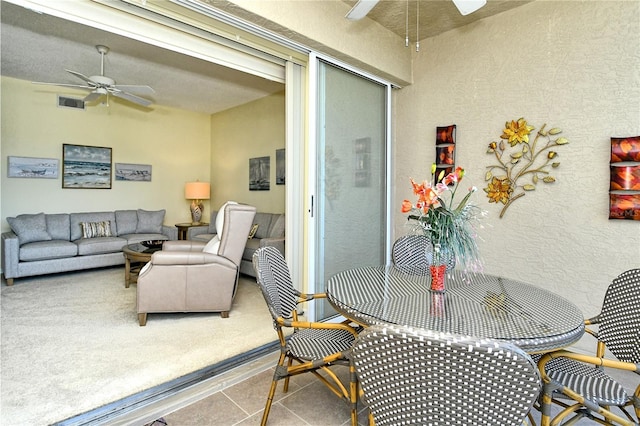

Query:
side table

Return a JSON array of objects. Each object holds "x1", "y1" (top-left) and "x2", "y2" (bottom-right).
[
  {"x1": 122, "y1": 243, "x2": 162, "y2": 288},
  {"x1": 175, "y1": 222, "x2": 208, "y2": 240}
]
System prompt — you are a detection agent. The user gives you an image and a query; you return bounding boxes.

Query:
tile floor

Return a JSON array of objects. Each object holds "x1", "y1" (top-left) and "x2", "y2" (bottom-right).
[{"x1": 134, "y1": 350, "x2": 638, "y2": 426}]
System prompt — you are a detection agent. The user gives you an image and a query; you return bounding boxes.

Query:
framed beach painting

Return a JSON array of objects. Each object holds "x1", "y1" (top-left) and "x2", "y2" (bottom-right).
[
  {"x1": 62, "y1": 144, "x2": 112, "y2": 189},
  {"x1": 7, "y1": 156, "x2": 59, "y2": 179},
  {"x1": 115, "y1": 163, "x2": 152, "y2": 181}
]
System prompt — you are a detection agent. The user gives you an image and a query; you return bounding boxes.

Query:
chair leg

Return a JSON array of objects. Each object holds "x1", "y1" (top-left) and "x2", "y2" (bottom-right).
[
  {"x1": 220, "y1": 311, "x2": 229, "y2": 318},
  {"x1": 138, "y1": 313, "x2": 147, "y2": 326}
]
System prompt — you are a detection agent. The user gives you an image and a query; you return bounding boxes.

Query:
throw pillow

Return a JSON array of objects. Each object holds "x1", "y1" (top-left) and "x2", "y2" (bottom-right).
[
  {"x1": 215, "y1": 201, "x2": 238, "y2": 239},
  {"x1": 136, "y1": 209, "x2": 165, "y2": 233},
  {"x1": 80, "y1": 221, "x2": 113, "y2": 238},
  {"x1": 203, "y1": 235, "x2": 220, "y2": 254},
  {"x1": 248, "y1": 223, "x2": 259, "y2": 239},
  {"x1": 7, "y1": 213, "x2": 52, "y2": 245}
]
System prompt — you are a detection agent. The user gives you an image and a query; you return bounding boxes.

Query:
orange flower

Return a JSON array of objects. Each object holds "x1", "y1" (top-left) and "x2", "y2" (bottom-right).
[{"x1": 401, "y1": 199, "x2": 413, "y2": 213}]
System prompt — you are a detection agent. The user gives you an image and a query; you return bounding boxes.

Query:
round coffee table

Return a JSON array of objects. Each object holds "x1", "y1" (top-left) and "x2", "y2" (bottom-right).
[{"x1": 122, "y1": 243, "x2": 163, "y2": 288}]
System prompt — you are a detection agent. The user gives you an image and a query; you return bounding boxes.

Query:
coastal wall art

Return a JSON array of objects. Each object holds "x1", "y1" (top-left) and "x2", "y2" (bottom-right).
[
  {"x1": 62, "y1": 144, "x2": 112, "y2": 189},
  {"x1": 7, "y1": 156, "x2": 59, "y2": 179}
]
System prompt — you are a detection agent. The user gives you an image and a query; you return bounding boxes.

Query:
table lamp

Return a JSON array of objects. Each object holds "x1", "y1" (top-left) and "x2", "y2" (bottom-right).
[{"x1": 184, "y1": 181, "x2": 210, "y2": 224}]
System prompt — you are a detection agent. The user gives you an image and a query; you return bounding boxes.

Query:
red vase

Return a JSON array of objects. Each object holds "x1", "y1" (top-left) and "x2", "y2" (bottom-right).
[{"x1": 430, "y1": 264, "x2": 446, "y2": 292}]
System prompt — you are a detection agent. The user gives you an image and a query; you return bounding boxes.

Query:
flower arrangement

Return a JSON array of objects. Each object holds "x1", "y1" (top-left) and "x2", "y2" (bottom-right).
[
  {"x1": 401, "y1": 165, "x2": 482, "y2": 271},
  {"x1": 484, "y1": 118, "x2": 569, "y2": 218}
]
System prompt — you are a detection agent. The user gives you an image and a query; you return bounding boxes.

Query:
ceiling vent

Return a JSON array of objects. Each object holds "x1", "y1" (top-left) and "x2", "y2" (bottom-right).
[{"x1": 57, "y1": 95, "x2": 85, "y2": 110}]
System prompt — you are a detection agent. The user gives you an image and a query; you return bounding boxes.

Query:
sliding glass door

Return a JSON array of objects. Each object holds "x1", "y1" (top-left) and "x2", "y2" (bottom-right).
[{"x1": 312, "y1": 59, "x2": 390, "y2": 320}]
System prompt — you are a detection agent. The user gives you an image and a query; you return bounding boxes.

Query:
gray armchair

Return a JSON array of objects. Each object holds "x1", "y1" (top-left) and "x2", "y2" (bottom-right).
[{"x1": 136, "y1": 203, "x2": 256, "y2": 326}]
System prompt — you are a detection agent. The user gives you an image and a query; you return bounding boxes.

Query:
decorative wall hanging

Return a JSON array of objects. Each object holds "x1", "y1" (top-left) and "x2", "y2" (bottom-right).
[
  {"x1": 62, "y1": 144, "x2": 112, "y2": 189},
  {"x1": 249, "y1": 156, "x2": 270, "y2": 191},
  {"x1": 609, "y1": 136, "x2": 640, "y2": 220},
  {"x1": 435, "y1": 125, "x2": 456, "y2": 183},
  {"x1": 354, "y1": 137, "x2": 371, "y2": 187},
  {"x1": 114, "y1": 163, "x2": 152, "y2": 182},
  {"x1": 484, "y1": 118, "x2": 568, "y2": 218},
  {"x1": 275, "y1": 148, "x2": 285, "y2": 185},
  {"x1": 7, "y1": 156, "x2": 59, "y2": 179}
]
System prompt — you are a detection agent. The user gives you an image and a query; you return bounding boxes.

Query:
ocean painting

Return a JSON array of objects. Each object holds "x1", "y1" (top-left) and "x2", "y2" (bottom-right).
[
  {"x1": 62, "y1": 144, "x2": 112, "y2": 189},
  {"x1": 115, "y1": 163, "x2": 152, "y2": 182},
  {"x1": 8, "y1": 156, "x2": 59, "y2": 179}
]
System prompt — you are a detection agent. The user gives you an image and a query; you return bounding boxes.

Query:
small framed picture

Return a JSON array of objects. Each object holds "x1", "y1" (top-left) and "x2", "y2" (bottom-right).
[
  {"x1": 8, "y1": 156, "x2": 59, "y2": 179},
  {"x1": 115, "y1": 163, "x2": 152, "y2": 182}
]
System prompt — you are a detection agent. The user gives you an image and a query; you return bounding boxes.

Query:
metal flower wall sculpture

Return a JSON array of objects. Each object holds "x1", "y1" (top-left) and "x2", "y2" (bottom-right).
[{"x1": 484, "y1": 118, "x2": 568, "y2": 218}]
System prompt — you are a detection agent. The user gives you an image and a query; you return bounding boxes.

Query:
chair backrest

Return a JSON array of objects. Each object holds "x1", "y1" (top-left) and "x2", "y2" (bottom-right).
[
  {"x1": 252, "y1": 246, "x2": 299, "y2": 324},
  {"x1": 217, "y1": 203, "x2": 256, "y2": 266},
  {"x1": 392, "y1": 234, "x2": 455, "y2": 271},
  {"x1": 352, "y1": 324, "x2": 541, "y2": 426},
  {"x1": 599, "y1": 268, "x2": 640, "y2": 363}
]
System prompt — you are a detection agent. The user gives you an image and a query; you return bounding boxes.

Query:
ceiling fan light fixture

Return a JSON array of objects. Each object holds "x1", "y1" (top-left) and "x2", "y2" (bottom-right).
[
  {"x1": 452, "y1": 0, "x2": 487, "y2": 16},
  {"x1": 345, "y1": 0, "x2": 379, "y2": 20}
]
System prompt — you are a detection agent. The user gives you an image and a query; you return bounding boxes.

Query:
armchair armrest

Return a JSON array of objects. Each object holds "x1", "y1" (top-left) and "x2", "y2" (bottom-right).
[
  {"x1": 150, "y1": 250, "x2": 235, "y2": 268},
  {"x1": 162, "y1": 240, "x2": 206, "y2": 252}
]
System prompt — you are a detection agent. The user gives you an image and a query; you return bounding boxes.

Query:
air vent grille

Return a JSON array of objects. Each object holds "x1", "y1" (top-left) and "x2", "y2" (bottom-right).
[{"x1": 57, "y1": 96, "x2": 85, "y2": 110}]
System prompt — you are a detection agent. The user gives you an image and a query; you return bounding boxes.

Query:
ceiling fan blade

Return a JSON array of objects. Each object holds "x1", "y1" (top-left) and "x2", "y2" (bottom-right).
[
  {"x1": 32, "y1": 81, "x2": 91, "y2": 90},
  {"x1": 111, "y1": 90, "x2": 153, "y2": 107},
  {"x1": 345, "y1": 0, "x2": 379, "y2": 20},
  {"x1": 451, "y1": 0, "x2": 487, "y2": 16},
  {"x1": 83, "y1": 92, "x2": 104, "y2": 103},
  {"x1": 113, "y1": 85, "x2": 155, "y2": 95},
  {"x1": 65, "y1": 69, "x2": 96, "y2": 86}
]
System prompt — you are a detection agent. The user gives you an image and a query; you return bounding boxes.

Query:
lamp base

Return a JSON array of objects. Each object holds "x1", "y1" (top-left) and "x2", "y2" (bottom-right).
[{"x1": 190, "y1": 200, "x2": 204, "y2": 224}]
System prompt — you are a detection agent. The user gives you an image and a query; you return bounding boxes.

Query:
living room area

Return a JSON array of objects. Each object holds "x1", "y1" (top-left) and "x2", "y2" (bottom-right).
[{"x1": 2, "y1": 0, "x2": 639, "y2": 425}]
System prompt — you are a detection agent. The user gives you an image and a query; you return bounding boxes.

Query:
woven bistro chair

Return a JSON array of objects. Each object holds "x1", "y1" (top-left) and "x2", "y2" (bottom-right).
[
  {"x1": 352, "y1": 324, "x2": 541, "y2": 426},
  {"x1": 537, "y1": 268, "x2": 640, "y2": 426},
  {"x1": 252, "y1": 246, "x2": 360, "y2": 426},
  {"x1": 391, "y1": 234, "x2": 455, "y2": 272}
]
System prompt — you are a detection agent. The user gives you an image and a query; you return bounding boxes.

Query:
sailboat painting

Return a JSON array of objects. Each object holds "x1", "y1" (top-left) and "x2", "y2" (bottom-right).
[{"x1": 8, "y1": 156, "x2": 59, "y2": 179}]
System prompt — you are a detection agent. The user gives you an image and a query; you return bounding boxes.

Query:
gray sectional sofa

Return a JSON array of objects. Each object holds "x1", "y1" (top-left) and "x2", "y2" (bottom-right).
[
  {"x1": 188, "y1": 209, "x2": 285, "y2": 277},
  {"x1": 1, "y1": 209, "x2": 177, "y2": 286}
]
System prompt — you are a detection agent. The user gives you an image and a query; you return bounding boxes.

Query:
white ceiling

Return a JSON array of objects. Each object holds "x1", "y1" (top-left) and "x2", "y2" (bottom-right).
[{"x1": 1, "y1": 1, "x2": 531, "y2": 114}]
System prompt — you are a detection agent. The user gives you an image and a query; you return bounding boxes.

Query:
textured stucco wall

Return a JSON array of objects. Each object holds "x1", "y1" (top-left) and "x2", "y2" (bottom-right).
[{"x1": 394, "y1": 0, "x2": 640, "y2": 348}]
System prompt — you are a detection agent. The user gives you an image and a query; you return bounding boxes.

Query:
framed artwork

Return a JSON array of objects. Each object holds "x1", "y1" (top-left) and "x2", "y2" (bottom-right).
[
  {"x1": 276, "y1": 148, "x2": 285, "y2": 185},
  {"x1": 62, "y1": 144, "x2": 112, "y2": 189},
  {"x1": 436, "y1": 124, "x2": 456, "y2": 145},
  {"x1": 609, "y1": 136, "x2": 640, "y2": 220},
  {"x1": 436, "y1": 124, "x2": 456, "y2": 183},
  {"x1": 115, "y1": 163, "x2": 152, "y2": 182},
  {"x1": 7, "y1": 156, "x2": 59, "y2": 179},
  {"x1": 249, "y1": 156, "x2": 270, "y2": 191},
  {"x1": 354, "y1": 137, "x2": 371, "y2": 187}
]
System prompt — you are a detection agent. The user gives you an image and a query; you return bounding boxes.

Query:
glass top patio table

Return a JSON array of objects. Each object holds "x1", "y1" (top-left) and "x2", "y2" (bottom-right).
[{"x1": 326, "y1": 266, "x2": 585, "y2": 354}]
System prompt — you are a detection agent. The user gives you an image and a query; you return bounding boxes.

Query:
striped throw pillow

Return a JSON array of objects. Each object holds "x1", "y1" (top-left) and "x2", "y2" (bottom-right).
[{"x1": 80, "y1": 221, "x2": 113, "y2": 239}]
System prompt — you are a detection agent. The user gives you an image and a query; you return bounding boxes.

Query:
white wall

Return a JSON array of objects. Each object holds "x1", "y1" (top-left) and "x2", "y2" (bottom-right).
[
  {"x1": 394, "y1": 0, "x2": 640, "y2": 343},
  {"x1": 1, "y1": 77, "x2": 212, "y2": 229}
]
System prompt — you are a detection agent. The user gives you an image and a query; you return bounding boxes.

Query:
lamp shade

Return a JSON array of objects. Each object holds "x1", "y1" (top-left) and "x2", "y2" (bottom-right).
[{"x1": 185, "y1": 181, "x2": 210, "y2": 200}]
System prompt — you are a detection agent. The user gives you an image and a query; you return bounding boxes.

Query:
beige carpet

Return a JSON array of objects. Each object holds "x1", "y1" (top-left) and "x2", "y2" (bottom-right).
[{"x1": 0, "y1": 267, "x2": 275, "y2": 426}]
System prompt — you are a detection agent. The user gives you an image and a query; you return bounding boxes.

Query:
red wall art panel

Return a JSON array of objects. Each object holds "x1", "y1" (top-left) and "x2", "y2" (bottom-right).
[{"x1": 609, "y1": 136, "x2": 640, "y2": 221}]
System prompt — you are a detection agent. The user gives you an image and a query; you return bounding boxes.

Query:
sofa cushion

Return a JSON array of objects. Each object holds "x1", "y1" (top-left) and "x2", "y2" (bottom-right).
[
  {"x1": 70, "y1": 212, "x2": 116, "y2": 241},
  {"x1": 270, "y1": 214, "x2": 285, "y2": 238},
  {"x1": 46, "y1": 214, "x2": 70, "y2": 241},
  {"x1": 115, "y1": 210, "x2": 138, "y2": 235},
  {"x1": 253, "y1": 213, "x2": 274, "y2": 239},
  {"x1": 19, "y1": 240, "x2": 78, "y2": 261},
  {"x1": 7, "y1": 213, "x2": 52, "y2": 245},
  {"x1": 80, "y1": 221, "x2": 113, "y2": 238},
  {"x1": 76, "y1": 237, "x2": 126, "y2": 256},
  {"x1": 136, "y1": 209, "x2": 165, "y2": 233},
  {"x1": 242, "y1": 238, "x2": 261, "y2": 263}
]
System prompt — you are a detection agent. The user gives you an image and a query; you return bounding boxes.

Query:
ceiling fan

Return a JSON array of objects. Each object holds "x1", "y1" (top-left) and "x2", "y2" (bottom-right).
[
  {"x1": 32, "y1": 45, "x2": 155, "y2": 107},
  {"x1": 346, "y1": 0, "x2": 487, "y2": 20}
]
